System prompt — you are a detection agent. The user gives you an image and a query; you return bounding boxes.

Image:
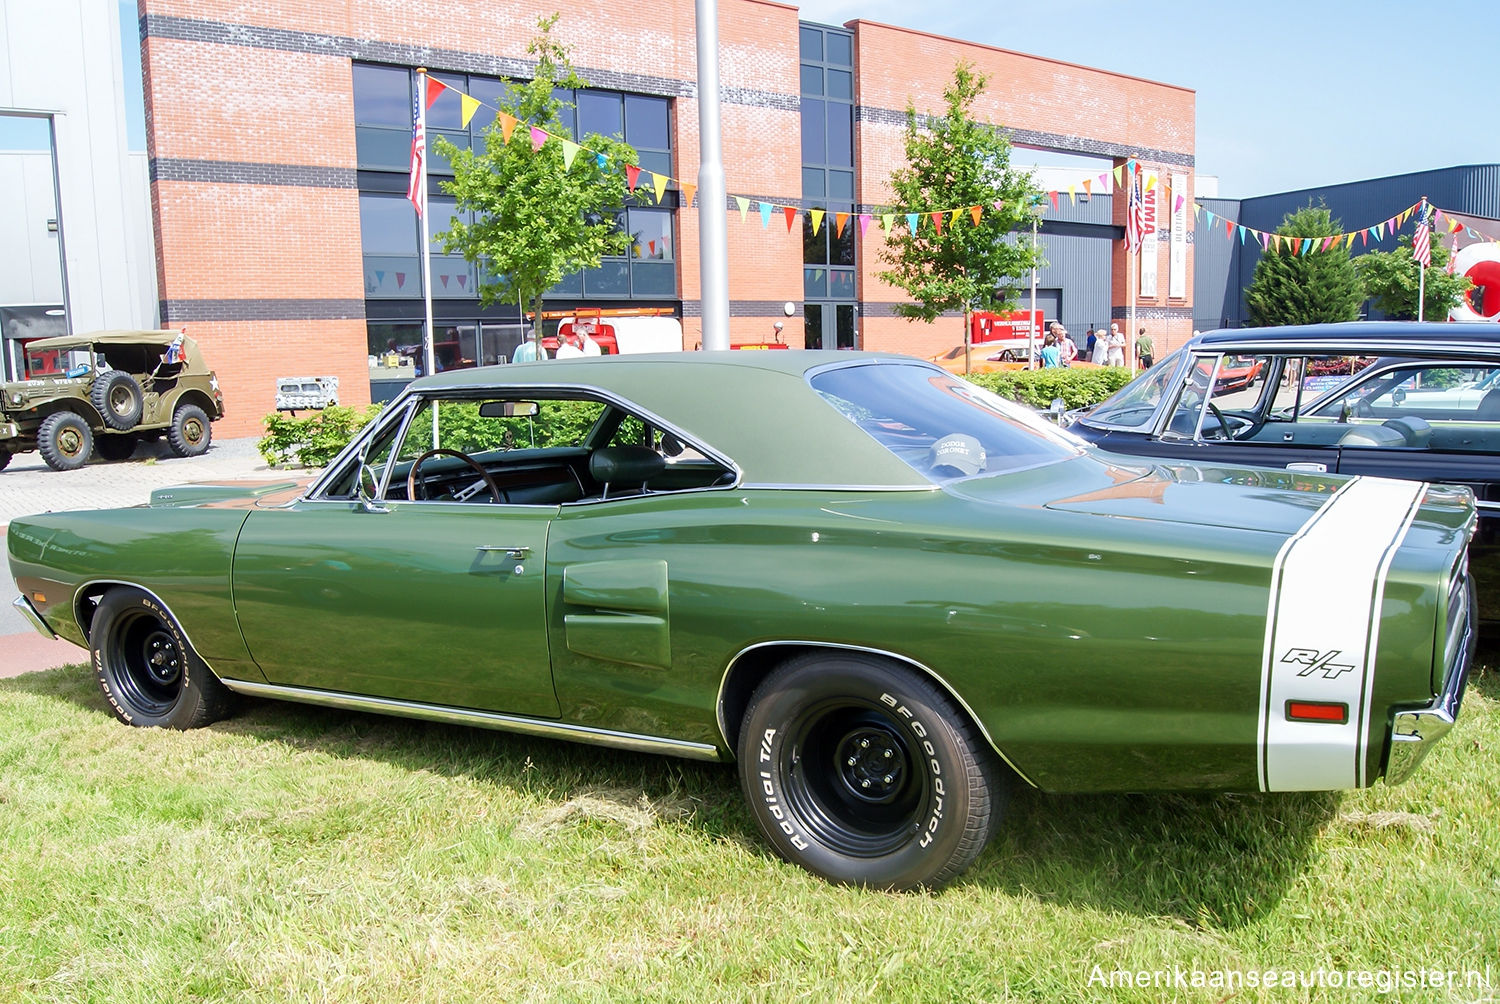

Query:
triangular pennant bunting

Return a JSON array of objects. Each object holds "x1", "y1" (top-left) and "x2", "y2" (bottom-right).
[
  {"x1": 680, "y1": 183, "x2": 696, "y2": 207},
  {"x1": 735, "y1": 196, "x2": 749, "y2": 222},
  {"x1": 560, "y1": 139, "x2": 580, "y2": 169},
  {"x1": 810, "y1": 208, "x2": 824, "y2": 235},
  {"x1": 969, "y1": 205, "x2": 982, "y2": 227},
  {"x1": 529, "y1": 127, "x2": 547, "y2": 152},
  {"x1": 759, "y1": 202, "x2": 772, "y2": 228},
  {"x1": 835, "y1": 212, "x2": 849, "y2": 237},
  {"x1": 625, "y1": 164, "x2": 641, "y2": 193},
  {"x1": 498, "y1": 113, "x2": 517, "y2": 142},
  {"x1": 425, "y1": 77, "x2": 446, "y2": 108},
  {"x1": 651, "y1": 172, "x2": 668, "y2": 203},
  {"x1": 782, "y1": 206, "x2": 798, "y2": 232},
  {"x1": 459, "y1": 93, "x2": 480, "y2": 128}
]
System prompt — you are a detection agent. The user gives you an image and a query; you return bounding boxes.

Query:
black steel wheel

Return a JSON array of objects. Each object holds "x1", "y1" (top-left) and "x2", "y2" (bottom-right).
[
  {"x1": 91, "y1": 370, "x2": 144, "y2": 430},
  {"x1": 738, "y1": 652, "x2": 1006, "y2": 890},
  {"x1": 37, "y1": 411, "x2": 94, "y2": 471},
  {"x1": 0, "y1": 448, "x2": 10, "y2": 472},
  {"x1": 94, "y1": 435, "x2": 138, "y2": 461},
  {"x1": 90, "y1": 586, "x2": 233, "y2": 729},
  {"x1": 167, "y1": 403, "x2": 211, "y2": 457}
]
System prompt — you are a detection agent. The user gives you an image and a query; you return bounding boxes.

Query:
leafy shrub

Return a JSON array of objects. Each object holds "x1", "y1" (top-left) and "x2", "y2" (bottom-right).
[
  {"x1": 259, "y1": 404, "x2": 384, "y2": 468},
  {"x1": 963, "y1": 366, "x2": 1135, "y2": 410}
]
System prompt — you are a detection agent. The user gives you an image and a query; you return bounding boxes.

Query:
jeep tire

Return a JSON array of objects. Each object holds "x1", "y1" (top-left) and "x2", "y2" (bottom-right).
[
  {"x1": 0, "y1": 448, "x2": 10, "y2": 472},
  {"x1": 37, "y1": 411, "x2": 94, "y2": 471},
  {"x1": 167, "y1": 403, "x2": 211, "y2": 457},
  {"x1": 91, "y1": 370, "x2": 144, "y2": 430}
]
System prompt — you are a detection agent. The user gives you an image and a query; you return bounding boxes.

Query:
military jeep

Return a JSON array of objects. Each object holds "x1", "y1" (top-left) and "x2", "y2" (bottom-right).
[{"x1": 0, "y1": 330, "x2": 225, "y2": 472}]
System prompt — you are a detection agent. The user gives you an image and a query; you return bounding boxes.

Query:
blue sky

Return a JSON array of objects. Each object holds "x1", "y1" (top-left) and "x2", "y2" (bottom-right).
[
  {"x1": 7, "y1": 0, "x2": 1495, "y2": 201},
  {"x1": 796, "y1": 0, "x2": 1500, "y2": 198}
]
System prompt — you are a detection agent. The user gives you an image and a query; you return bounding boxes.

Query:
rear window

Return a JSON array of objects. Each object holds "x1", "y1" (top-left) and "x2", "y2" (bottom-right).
[{"x1": 810, "y1": 362, "x2": 1083, "y2": 483}]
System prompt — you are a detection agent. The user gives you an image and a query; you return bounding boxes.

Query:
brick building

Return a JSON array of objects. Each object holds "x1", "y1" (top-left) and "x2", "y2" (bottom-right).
[{"x1": 133, "y1": 0, "x2": 1196, "y2": 436}]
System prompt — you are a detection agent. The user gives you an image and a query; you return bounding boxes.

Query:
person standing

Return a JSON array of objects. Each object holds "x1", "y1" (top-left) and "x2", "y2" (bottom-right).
[
  {"x1": 1136, "y1": 327, "x2": 1154, "y2": 369},
  {"x1": 1094, "y1": 324, "x2": 1112, "y2": 365},
  {"x1": 1059, "y1": 327, "x2": 1078, "y2": 367},
  {"x1": 1084, "y1": 327, "x2": 1097, "y2": 360},
  {"x1": 1039, "y1": 332, "x2": 1062, "y2": 368},
  {"x1": 1105, "y1": 324, "x2": 1126, "y2": 367}
]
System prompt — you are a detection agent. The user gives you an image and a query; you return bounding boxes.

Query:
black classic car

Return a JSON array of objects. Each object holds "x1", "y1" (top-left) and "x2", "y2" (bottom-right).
[{"x1": 1068, "y1": 322, "x2": 1500, "y2": 617}]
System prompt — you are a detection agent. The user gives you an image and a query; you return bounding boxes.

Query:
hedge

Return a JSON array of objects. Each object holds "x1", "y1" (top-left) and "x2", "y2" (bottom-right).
[
  {"x1": 963, "y1": 366, "x2": 1136, "y2": 410},
  {"x1": 256, "y1": 365, "x2": 1136, "y2": 468}
]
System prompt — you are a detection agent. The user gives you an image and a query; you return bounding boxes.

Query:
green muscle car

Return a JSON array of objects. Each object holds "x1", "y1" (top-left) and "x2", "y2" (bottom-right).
[{"x1": 6, "y1": 352, "x2": 1478, "y2": 890}]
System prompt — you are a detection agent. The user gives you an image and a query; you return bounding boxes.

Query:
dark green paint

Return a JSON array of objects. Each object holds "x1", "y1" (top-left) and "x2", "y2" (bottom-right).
[{"x1": 4, "y1": 352, "x2": 1475, "y2": 794}]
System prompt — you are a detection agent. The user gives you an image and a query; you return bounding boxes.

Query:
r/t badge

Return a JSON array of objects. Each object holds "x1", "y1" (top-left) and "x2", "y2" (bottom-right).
[{"x1": 1280, "y1": 647, "x2": 1356, "y2": 680}]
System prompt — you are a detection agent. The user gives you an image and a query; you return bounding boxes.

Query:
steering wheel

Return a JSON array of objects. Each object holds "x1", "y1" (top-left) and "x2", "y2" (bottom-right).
[
  {"x1": 1203, "y1": 402, "x2": 1256, "y2": 440},
  {"x1": 406, "y1": 448, "x2": 503, "y2": 502}
]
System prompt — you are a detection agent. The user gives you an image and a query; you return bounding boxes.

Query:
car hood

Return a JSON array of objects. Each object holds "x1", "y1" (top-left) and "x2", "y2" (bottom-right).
[
  {"x1": 149, "y1": 477, "x2": 313, "y2": 509},
  {"x1": 949, "y1": 454, "x2": 1380, "y2": 536}
]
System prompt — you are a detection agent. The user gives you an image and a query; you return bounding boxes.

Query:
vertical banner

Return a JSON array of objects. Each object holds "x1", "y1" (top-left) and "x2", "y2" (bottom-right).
[
  {"x1": 1139, "y1": 179, "x2": 1159, "y2": 298},
  {"x1": 1169, "y1": 173, "x2": 1188, "y2": 299}
]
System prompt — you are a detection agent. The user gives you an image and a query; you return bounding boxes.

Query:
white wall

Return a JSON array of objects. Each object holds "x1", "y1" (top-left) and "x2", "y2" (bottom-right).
[
  {"x1": 0, "y1": 0, "x2": 158, "y2": 330},
  {"x1": 0, "y1": 150, "x2": 64, "y2": 302}
]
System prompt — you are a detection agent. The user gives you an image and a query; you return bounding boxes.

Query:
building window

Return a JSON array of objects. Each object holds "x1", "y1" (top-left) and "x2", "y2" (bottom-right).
[
  {"x1": 799, "y1": 23, "x2": 856, "y2": 347},
  {"x1": 353, "y1": 63, "x2": 678, "y2": 306}
]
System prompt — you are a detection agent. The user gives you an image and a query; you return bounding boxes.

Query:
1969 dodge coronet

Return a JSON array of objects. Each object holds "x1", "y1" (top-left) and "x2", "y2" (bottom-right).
[{"x1": 6, "y1": 352, "x2": 1478, "y2": 889}]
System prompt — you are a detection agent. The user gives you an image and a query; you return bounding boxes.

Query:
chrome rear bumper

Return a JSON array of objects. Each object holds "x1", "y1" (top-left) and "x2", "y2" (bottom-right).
[
  {"x1": 1385, "y1": 573, "x2": 1476, "y2": 786},
  {"x1": 12, "y1": 594, "x2": 58, "y2": 640}
]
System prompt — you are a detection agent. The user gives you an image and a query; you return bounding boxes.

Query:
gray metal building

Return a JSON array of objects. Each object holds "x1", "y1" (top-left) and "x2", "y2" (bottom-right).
[{"x1": 1194, "y1": 164, "x2": 1500, "y2": 330}]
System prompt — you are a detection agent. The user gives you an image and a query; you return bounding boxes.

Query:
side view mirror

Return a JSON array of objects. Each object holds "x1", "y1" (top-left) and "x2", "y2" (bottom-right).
[
  {"x1": 1048, "y1": 397, "x2": 1068, "y2": 425},
  {"x1": 357, "y1": 463, "x2": 388, "y2": 513}
]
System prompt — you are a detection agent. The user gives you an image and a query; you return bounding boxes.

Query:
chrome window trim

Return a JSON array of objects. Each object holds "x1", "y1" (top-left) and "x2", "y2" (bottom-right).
[
  {"x1": 306, "y1": 382, "x2": 744, "y2": 503},
  {"x1": 216, "y1": 678, "x2": 724, "y2": 762},
  {"x1": 715, "y1": 639, "x2": 1038, "y2": 788}
]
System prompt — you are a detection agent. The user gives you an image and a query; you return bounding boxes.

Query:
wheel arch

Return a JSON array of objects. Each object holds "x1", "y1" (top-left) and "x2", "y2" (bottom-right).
[
  {"x1": 72, "y1": 579, "x2": 220, "y2": 677},
  {"x1": 171, "y1": 389, "x2": 219, "y2": 420},
  {"x1": 35, "y1": 400, "x2": 105, "y2": 427},
  {"x1": 715, "y1": 640, "x2": 1037, "y2": 787}
]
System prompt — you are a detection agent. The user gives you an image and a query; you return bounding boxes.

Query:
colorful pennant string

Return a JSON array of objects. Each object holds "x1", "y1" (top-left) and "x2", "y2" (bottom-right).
[{"x1": 417, "y1": 78, "x2": 1498, "y2": 252}]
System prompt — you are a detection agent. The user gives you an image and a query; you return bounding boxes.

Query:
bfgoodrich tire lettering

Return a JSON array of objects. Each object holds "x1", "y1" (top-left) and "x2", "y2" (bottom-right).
[
  {"x1": 90, "y1": 586, "x2": 232, "y2": 729},
  {"x1": 738, "y1": 652, "x2": 1006, "y2": 890}
]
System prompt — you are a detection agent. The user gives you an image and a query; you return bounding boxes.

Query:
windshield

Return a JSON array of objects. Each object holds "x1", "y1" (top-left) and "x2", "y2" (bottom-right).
[
  {"x1": 1080, "y1": 346, "x2": 1184, "y2": 428},
  {"x1": 810, "y1": 362, "x2": 1083, "y2": 483},
  {"x1": 25, "y1": 345, "x2": 92, "y2": 378}
]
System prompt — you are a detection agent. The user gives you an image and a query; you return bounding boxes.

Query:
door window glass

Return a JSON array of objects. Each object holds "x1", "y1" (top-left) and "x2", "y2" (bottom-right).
[{"x1": 1082, "y1": 346, "x2": 1183, "y2": 429}]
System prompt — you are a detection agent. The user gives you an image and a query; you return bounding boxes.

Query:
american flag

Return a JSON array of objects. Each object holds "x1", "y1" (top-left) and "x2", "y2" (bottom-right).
[
  {"x1": 406, "y1": 85, "x2": 425, "y2": 215},
  {"x1": 1124, "y1": 175, "x2": 1144, "y2": 254},
  {"x1": 1412, "y1": 202, "x2": 1431, "y2": 269}
]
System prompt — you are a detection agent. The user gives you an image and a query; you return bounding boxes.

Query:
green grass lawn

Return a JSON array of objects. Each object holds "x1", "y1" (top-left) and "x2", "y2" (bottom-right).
[{"x1": 2, "y1": 653, "x2": 1497, "y2": 1002}]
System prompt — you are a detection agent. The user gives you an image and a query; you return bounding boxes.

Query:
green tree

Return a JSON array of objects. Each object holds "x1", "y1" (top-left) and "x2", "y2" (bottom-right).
[
  {"x1": 1244, "y1": 204, "x2": 1364, "y2": 326},
  {"x1": 432, "y1": 16, "x2": 638, "y2": 347},
  {"x1": 878, "y1": 62, "x2": 1044, "y2": 337},
  {"x1": 1355, "y1": 233, "x2": 1471, "y2": 320}
]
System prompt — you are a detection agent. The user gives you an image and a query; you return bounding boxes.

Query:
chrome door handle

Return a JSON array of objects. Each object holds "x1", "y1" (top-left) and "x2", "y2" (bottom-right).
[
  {"x1": 476, "y1": 545, "x2": 532, "y2": 560},
  {"x1": 1286, "y1": 462, "x2": 1327, "y2": 473}
]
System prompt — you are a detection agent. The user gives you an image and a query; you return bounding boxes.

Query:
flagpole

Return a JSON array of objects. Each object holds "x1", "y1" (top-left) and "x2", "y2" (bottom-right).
[
  {"x1": 1417, "y1": 197, "x2": 1427, "y2": 323},
  {"x1": 1029, "y1": 215, "x2": 1038, "y2": 370},
  {"x1": 416, "y1": 69, "x2": 437, "y2": 381},
  {"x1": 1127, "y1": 171, "x2": 1136, "y2": 374}
]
